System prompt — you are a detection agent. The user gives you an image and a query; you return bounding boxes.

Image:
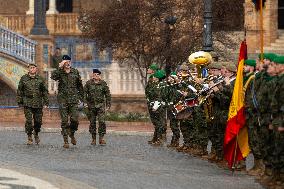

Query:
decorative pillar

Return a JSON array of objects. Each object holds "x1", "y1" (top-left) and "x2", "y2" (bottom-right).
[
  {"x1": 26, "y1": 0, "x2": 34, "y2": 15},
  {"x1": 30, "y1": 0, "x2": 49, "y2": 35},
  {"x1": 203, "y1": 0, "x2": 213, "y2": 52},
  {"x1": 47, "y1": 0, "x2": 59, "y2": 14}
]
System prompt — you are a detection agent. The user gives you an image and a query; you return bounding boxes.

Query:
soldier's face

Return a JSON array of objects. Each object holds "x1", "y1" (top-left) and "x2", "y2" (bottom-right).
[
  {"x1": 147, "y1": 69, "x2": 154, "y2": 74},
  {"x1": 63, "y1": 60, "x2": 71, "y2": 69},
  {"x1": 267, "y1": 63, "x2": 277, "y2": 76},
  {"x1": 28, "y1": 66, "x2": 37, "y2": 75},
  {"x1": 92, "y1": 73, "x2": 101, "y2": 80}
]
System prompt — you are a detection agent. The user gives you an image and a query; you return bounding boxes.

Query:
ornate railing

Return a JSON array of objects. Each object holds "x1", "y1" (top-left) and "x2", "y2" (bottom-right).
[
  {"x1": 0, "y1": 26, "x2": 36, "y2": 65},
  {"x1": 54, "y1": 13, "x2": 81, "y2": 35},
  {"x1": 45, "y1": 62, "x2": 145, "y2": 96},
  {"x1": 0, "y1": 15, "x2": 27, "y2": 33}
]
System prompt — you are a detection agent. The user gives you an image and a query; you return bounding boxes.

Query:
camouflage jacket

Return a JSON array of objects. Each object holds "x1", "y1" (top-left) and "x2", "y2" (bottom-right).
[
  {"x1": 145, "y1": 79, "x2": 160, "y2": 103},
  {"x1": 160, "y1": 82, "x2": 181, "y2": 107},
  {"x1": 84, "y1": 79, "x2": 111, "y2": 109},
  {"x1": 51, "y1": 68, "x2": 84, "y2": 104},
  {"x1": 271, "y1": 74, "x2": 284, "y2": 127},
  {"x1": 17, "y1": 74, "x2": 49, "y2": 108}
]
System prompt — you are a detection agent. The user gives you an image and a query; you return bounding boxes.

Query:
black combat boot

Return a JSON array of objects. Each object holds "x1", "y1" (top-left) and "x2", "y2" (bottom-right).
[
  {"x1": 99, "y1": 136, "x2": 106, "y2": 145},
  {"x1": 27, "y1": 134, "x2": 33, "y2": 145},
  {"x1": 63, "y1": 136, "x2": 69, "y2": 148},
  {"x1": 69, "y1": 132, "x2": 77, "y2": 145},
  {"x1": 91, "y1": 134, "x2": 96, "y2": 145},
  {"x1": 34, "y1": 131, "x2": 40, "y2": 145}
]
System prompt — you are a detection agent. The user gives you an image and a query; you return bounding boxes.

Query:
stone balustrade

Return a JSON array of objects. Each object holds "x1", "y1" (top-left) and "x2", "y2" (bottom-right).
[
  {"x1": 0, "y1": 13, "x2": 81, "y2": 36},
  {"x1": 0, "y1": 26, "x2": 36, "y2": 65},
  {"x1": 45, "y1": 62, "x2": 145, "y2": 96}
]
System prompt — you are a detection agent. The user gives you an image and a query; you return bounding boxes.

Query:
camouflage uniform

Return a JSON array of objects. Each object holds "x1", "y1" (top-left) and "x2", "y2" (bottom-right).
[
  {"x1": 160, "y1": 80, "x2": 181, "y2": 146},
  {"x1": 271, "y1": 73, "x2": 284, "y2": 182},
  {"x1": 256, "y1": 73, "x2": 278, "y2": 175},
  {"x1": 51, "y1": 68, "x2": 84, "y2": 137},
  {"x1": 84, "y1": 79, "x2": 111, "y2": 138},
  {"x1": 17, "y1": 74, "x2": 48, "y2": 135},
  {"x1": 145, "y1": 78, "x2": 166, "y2": 144}
]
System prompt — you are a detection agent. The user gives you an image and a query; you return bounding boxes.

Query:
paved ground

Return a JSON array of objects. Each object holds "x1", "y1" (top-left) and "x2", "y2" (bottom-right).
[{"x1": 0, "y1": 130, "x2": 263, "y2": 189}]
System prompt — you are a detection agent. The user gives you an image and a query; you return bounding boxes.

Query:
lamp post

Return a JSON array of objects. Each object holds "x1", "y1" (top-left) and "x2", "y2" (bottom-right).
[
  {"x1": 164, "y1": 16, "x2": 177, "y2": 76},
  {"x1": 203, "y1": 0, "x2": 213, "y2": 52}
]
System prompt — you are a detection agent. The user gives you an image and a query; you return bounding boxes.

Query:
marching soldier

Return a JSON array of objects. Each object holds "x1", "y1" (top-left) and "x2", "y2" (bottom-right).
[
  {"x1": 51, "y1": 55, "x2": 84, "y2": 148},
  {"x1": 84, "y1": 69, "x2": 111, "y2": 145},
  {"x1": 17, "y1": 63, "x2": 49, "y2": 145}
]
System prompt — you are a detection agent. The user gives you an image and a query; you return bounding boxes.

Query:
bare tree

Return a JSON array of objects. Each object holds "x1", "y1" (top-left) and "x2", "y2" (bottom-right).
[{"x1": 78, "y1": 0, "x2": 244, "y2": 83}]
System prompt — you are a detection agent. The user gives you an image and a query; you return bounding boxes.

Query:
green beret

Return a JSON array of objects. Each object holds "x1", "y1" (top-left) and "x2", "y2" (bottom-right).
[
  {"x1": 170, "y1": 71, "x2": 177, "y2": 76},
  {"x1": 153, "y1": 70, "x2": 166, "y2": 79},
  {"x1": 258, "y1": 53, "x2": 277, "y2": 61},
  {"x1": 244, "y1": 59, "x2": 256, "y2": 67},
  {"x1": 28, "y1": 63, "x2": 37, "y2": 67},
  {"x1": 272, "y1": 56, "x2": 284, "y2": 64},
  {"x1": 208, "y1": 63, "x2": 222, "y2": 69},
  {"x1": 149, "y1": 64, "x2": 159, "y2": 71}
]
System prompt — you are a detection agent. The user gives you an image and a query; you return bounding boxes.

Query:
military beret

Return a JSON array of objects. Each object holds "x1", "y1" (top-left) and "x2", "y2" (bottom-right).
[
  {"x1": 149, "y1": 64, "x2": 159, "y2": 71},
  {"x1": 226, "y1": 64, "x2": 237, "y2": 72},
  {"x1": 28, "y1": 63, "x2": 37, "y2": 67},
  {"x1": 244, "y1": 59, "x2": 256, "y2": 67},
  {"x1": 207, "y1": 63, "x2": 222, "y2": 69},
  {"x1": 170, "y1": 71, "x2": 177, "y2": 76},
  {"x1": 272, "y1": 56, "x2": 284, "y2": 64},
  {"x1": 258, "y1": 53, "x2": 277, "y2": 61},
  {"x1": 62, "y1": 55, "x2": 71, "y2": 61},
  {"x1": 93, "y1": 69, "x2": 101, "y2": 74},
  {"x1": 153, "y1": 70, "x2": 166, "y2": 79},
  {"x1": 179, "y1": 63, "x2": 189, "y2": 71}
]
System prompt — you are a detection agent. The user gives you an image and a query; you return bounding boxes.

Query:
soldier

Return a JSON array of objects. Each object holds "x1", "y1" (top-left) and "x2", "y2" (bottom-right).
[
  {"x1": 17, "y1": 63, "x2": 49, "y2": 145},
  {"x1": 160, "y1": 72, "x2": 181, "y2": 148},
  {"x1": 269, "y1": 56, "x2": 284, "y2": 188},
  {"x1": 84, "y1": 69, "x2": 111, "y2": 145},
  {"x1": 50, "y1": 47, "x2": 62, "y2": 69},
  {"x1": 51, "y1": 55, "x2": 84, "y2": 148},
  {"x1": 146, "y1": 70, "x2": 166, "y2": 146}
]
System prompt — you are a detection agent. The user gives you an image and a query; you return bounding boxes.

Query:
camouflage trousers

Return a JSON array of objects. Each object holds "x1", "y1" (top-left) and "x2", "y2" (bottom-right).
[
  {"x1": 149, "y1": 107, "x2": 166, "y2": 140},
  {"x1": 272, "y1": 131, "x2": 284, "y2": 172},
  {"x1": 59, "y1": 103, "x2": 79, "y2": 136},
  {"x1": 193, "y1": 108, "x2": 208, "y2": 150},
  {"x1": 247, "y1": 118, "x2": 263, "y2": 160},
  {"x1": 24, "y1": 107, "x2": 43, "y2": 135},
  {"x1": 168, "y1": 108, "x2": 180, "y2": 141},
  {"x1": 180, "y1": 117, "x2": 194, "y2": 147},
  {"x1": 88, "y1": 107, "x2": 106, "y2": 137},
  {"x1": 208, "y1": 113, "x2": 226, "y2": 158}
]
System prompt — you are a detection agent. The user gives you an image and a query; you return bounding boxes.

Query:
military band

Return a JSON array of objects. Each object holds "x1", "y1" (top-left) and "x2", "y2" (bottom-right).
[{"x1": 145, "y1": 51, "x2": 283, "y2": 188}]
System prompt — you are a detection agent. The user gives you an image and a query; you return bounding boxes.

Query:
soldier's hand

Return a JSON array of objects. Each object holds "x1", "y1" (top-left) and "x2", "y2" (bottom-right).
[
  {"x1": 59, "y1": 61, "x2": 66, "y2": 68},
  {"x1": 278, "y1": 127, "x2": 284, "y2": 132},
  {"x1": 43, "y1": 105, "x2": 48, "y2": 109},
  {"x1": 182, "y1": 91, "x2": 188, "y2": 97},
  {"x1": 268, "y1": 123, "x2": 273, "y2": 130}
]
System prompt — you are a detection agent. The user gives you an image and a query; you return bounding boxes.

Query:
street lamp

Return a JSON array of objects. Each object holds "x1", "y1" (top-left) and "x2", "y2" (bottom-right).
[
  {"x1": 203, "y1": 0, "x2": 213, "y2": 52},
  {"x1": 164, "y1": 16, "x2": 177, "y2": 76}
]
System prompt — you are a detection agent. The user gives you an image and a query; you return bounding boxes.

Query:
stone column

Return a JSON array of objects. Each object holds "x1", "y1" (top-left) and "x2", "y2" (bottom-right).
[
  {"x1": 47, "y1": 0, "x2": 59, "y2": 14},
  {"x1": 30, "y1": 0, "x2": 49, "y2": 35},
  {"x1": 26, "y1": 0, "x2": 34, "y2": 15}
]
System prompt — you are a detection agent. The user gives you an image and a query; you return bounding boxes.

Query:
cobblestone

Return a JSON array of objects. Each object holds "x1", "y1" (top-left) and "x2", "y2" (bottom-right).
[{"x1": 0, "y1": 131, "x2": 263, "y2": 189}]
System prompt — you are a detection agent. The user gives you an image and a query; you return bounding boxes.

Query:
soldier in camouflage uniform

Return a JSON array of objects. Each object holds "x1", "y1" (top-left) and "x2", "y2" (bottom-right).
[
  {"x1": 175, "y1": 63, "x2": 198, "y2": 152},
  {"x1": 51, "y1": 55, "x2": 84, "y2": 148},
  {"x1": 255, "y1": 57, "x2": 278, "y2": 183},
  {"x1": 146, "y1": 70, "x2": 166, "y2": 146},
  {"x1": 268, "y1": 56, "x2": 284, "y2": 188},
  {"x1": 160, "y1": 72, "x2": 181, "y2": 147},
  {"x1": 84, "y1": 69, "x2": 111, "y2": 145},
  {"x1": 17, "y1": 63, "x2": 49, "y2": 145}
]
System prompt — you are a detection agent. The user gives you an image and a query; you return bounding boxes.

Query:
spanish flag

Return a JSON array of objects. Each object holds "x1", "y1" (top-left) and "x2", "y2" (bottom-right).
[{"x1": 223, "y1": 41, "x2": 250, "y2": 168}]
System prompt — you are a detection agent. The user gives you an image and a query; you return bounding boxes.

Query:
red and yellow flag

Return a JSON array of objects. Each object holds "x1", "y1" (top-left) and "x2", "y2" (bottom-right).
[{"x1": 223, "y1": 41, "x2": 250, "y2": 168}]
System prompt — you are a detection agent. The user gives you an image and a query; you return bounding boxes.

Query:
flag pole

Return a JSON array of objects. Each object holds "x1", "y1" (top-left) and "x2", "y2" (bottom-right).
[
  {"x1": 260, "y1": 0, "x2": 264, "y2": 63},
  {"x1": 231, "y1": 134, "x2": 239, "y2": 175}
]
